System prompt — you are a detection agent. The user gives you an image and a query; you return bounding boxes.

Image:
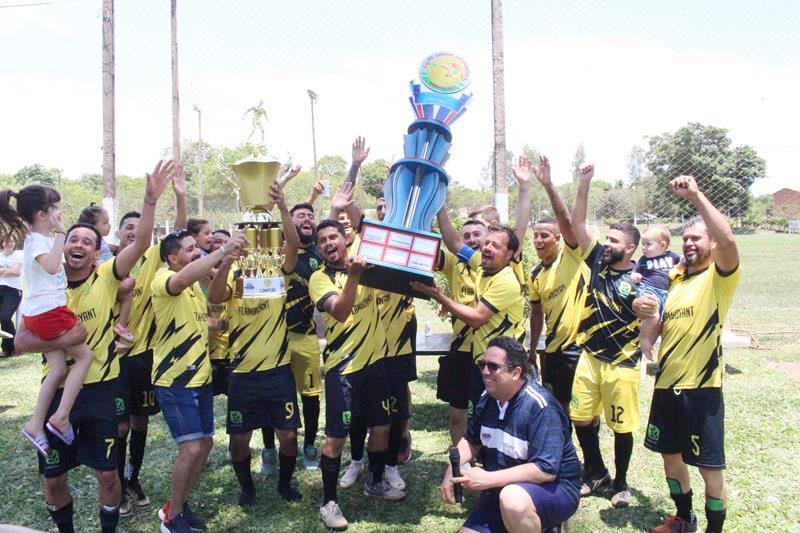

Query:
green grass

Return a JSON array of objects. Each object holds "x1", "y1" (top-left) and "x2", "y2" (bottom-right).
[{"x1": 1, "y1": 232, "x2": 799, "y2": 532}]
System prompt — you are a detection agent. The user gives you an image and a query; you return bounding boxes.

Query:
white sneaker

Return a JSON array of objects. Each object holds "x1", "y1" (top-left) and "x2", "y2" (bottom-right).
[
  {"x1": 339, "y1": 459, "x2": 363, "y2": 489},
  {"x1": 319, "y1": 500, "x2": 348, "y2": 530},
  {"x1": 383, "y1": 465, "x2": 406, "y2": 491}
]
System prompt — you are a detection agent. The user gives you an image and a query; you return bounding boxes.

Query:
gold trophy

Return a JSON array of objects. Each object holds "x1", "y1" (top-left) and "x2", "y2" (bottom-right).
[{"x1": 231, "y1": 102, "x2": 286, "y2": 298}]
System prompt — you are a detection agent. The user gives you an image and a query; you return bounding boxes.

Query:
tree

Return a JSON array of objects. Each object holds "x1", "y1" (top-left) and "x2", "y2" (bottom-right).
[
  {"x1": 645, "y1": 122, "x2": 766, "y2": 219},
  {"x1": 14, "y1": 164, "x2": 63, "y2": 186},
  {"x1": 570, "y1": 143, "x2": 586, "y2": 183},
  {"x1": 360, "y1": 159, "x2": 389, "y2": 199},
  {"x1": 626, "y1": 145, "x2": 654, "y2": 223}
]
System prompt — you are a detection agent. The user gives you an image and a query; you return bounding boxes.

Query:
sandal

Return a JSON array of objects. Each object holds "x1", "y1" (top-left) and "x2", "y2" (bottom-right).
[{"x1": 22, "y1": 428, "x2": 50, "y2": 457}]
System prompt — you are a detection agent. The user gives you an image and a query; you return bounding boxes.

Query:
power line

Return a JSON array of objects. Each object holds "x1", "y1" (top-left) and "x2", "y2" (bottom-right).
[{"x1": 0, "y1": 1, "x2": 53, "y2": 8}]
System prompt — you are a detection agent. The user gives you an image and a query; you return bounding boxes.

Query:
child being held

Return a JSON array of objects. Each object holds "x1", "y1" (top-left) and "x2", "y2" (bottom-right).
[{"x1": 631, "y1": 226, "x2": 682, "y2": 361}]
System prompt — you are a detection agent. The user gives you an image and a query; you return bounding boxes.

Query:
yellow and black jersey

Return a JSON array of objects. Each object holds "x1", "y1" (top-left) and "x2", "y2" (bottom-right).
[
  {"x1": 528, "y1": 244, "x2": 589, "y2": 353},
  {"x1": 473, "y1": 263, "x2": 526, "y2": 360},
  {"x1": 285, "y1": 246, "x2": 324, "y2": 335},
  {"x1": 128, "y1": 245, "x2": 164, "y2": 357},
  {"x1": 467, "y1": 250, "x2": 527, "y2": 296},
  {"x1": 376, "y1": 290, "x2": 416, "y2": 358},
  {"x1": 309, "y1": 265, "x2": 387, "y2": 374},
  {"x1": 227, "y1": 271, "x2": 290, "y2": 373},
  {"x1": 656, "y1": 263, "x2": 740, "y2": 390},
  {"x1": 47, "y1": 260, "x2": 123, "y2": 385},
  {"x1": 150, "y1": 268, "x2": 210, "y2": 388},
  {"x1": 208, "y1": 270, "x2": 233, "y2": 361},
  {"x1": 577, "y1": 241, "x2": 641, "y2": 368},
  {"x1": 439, "y1": 248, "x2": 480, "y2": 354}
]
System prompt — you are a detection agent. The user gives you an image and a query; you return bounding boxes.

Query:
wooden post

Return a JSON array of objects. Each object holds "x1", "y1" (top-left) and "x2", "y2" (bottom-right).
[
  {"x1": 102, "y1": 0, "x2": 117, "y2": 242},
  {"x1": 491, "y1": 0, "x2": 508, "y2": 222},
  {"x1": 171, "y1": 0, "x2": 181, "y2": 164}
]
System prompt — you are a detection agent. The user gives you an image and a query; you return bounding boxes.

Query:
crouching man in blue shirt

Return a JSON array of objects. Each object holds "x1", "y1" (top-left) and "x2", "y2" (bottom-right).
[{"x1": 441, "y1": 336, "x2": 581, "y2": 533}]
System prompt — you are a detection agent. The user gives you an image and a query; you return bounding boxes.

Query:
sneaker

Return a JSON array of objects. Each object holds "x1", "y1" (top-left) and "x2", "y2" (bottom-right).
[
  {"x1": 580, "y1": 471, "x2": 611, "y2": 497},
  {"x1": 363, "y1": 479, "x2": 406, "y2": 501},
  {"x1": 383, "y1": 465, "x2": 406, "y2": 491},
  {"x1": 119, "y1": 493, "x2": 135, "y2": 517},
  {"x1": 319, "y1": 500, "x2": 348, "y2": 531},
  {"x1": 652, "y1": 515, "x2": 699, "y2": 533},
  {"x1": 158, "y1": 503, "x2": 206, "y2": 531},
  {"x1": 277, "y1": 483, "x2": 303, "y2": 502},
  {"x1": 127, "y1": 480, "x2": 150, "y2": 508},
  {"x1": 226, "y1": 448, "x2": 232, "y2": 463},
  {"x1": 260, "y1": 448, "x2": 277, "y2": 477},
  {"x1": 302, "y1": 444, "x2": 319, "y2": 470},
  {"x1": 339, "y1": 460, "x2": 363, "y2": 489},
  {"x1": 611, "y1": 487, "x2": 631, "y2": 508},
  {"x1": 397, "y1": 432, "x2": 413, "y2": 465},
  {"x1": 160, "y1": 511, "x2": 190, "y2": 533}
]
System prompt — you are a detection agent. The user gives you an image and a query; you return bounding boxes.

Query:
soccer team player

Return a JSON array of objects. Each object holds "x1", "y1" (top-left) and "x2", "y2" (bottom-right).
[{"x1": 15, "y1": 142, "x2": 743, "y2": 533}]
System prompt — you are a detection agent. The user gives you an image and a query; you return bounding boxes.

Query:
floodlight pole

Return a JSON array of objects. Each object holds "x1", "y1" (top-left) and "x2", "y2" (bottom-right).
[
  {"x1": 308, "y1": 89, "x2": 319, "y2": 182},
  {"x1": 101, "y1": 0, "x2": 117, "y2": 242},
  {"x1": 171, "y1": 0, "x2": 181, "y2": 164},
  {"x1": 193, "y1": 105, "x2": 203, "y2": 215}
]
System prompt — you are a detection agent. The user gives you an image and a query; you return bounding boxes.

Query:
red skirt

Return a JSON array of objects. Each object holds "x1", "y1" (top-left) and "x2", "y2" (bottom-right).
[{"x1": 23, "y1": 306, "x2": 78, "y2": 341}]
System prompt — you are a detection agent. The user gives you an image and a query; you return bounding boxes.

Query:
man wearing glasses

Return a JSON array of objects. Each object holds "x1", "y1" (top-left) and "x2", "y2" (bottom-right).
[{"x1": 440, "y1": 337, "x2": 581, "y2": 533}]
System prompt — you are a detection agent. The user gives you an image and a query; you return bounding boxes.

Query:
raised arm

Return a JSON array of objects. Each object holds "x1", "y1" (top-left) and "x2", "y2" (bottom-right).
[
  {"x1": 321, "y1": 257, "x2": 367, "y2": 323},
  {"x1": 116, "y1": 160, "x2": 176, "y2": 277},
  {"x1": 436, "y1": 207, "x2": 464, "y2": 255},
  {"x1": 536, "y1": 155, "x2": 577, "y2": 248},
  {"x1": 166, "y1": 232, "x2": 246, "y2": 295},
  {"x1": 172, "y1": 163, "x2": 188, "y2": 230},
  {"x1": 306, "y1": 180, "x2": 325, "y2": 206},
  {"x1": 671, "y1": 175, "x2": 739, "y2": 273},
  {"x1": 344, "y1": 136, "x2": 370, "y2": 185},
  {"x1": 208, "y1": 254, "x2": 235, "y2": 305},
  {"x1": 271, "y1": 181, "x2": 300, "y2": 274},
  {"x1": 512, "y1": 155, "x2": 533, "y2": 261},
  {"x1": 328, "y1": 181, "x2": 363, "y2": 229},
  {"x1": 570, "y1": 163, "x2": 595, "y2": 252},
  {"x1": 36, "y1": 213, "x2": 66, "y2": 275}
]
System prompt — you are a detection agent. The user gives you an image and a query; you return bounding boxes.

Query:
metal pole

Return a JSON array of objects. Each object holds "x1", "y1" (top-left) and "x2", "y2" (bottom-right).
[
  {"x1": 491, "y1": 0, "x2": 508, "y2": 222},
  {"x1": 171, "y1": 0, "x2": 181, "y2": 164},
  {"x1": 101, "y1": 0, "x2": 117, "y2": 243},
  {"x1": 308, "y1": 89, "x2": 319, "y2": 182},
  {"x1": 193, "y1": 105, "x2": 203, "y2": 215}
]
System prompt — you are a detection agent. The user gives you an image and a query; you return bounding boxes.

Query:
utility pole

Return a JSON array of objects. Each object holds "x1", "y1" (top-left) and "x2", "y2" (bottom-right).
[
  {"x1": 491, "y1": 0, "x2": 508, "y2": 222},
  {"x1": 171, "y1": 0, "x2": 181, "y2": 164},
  {"x1": 193, "y1": 105, "x2": 203, "y2": 215},
  {"x1": 101, "y1": 0, "x2": 117, "y2": 242},
  {"x1": 307, "y1": 89, "x2": 319, "y2": 182}
]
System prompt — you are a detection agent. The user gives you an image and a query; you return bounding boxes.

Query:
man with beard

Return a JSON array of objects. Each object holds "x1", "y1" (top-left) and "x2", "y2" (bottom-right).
[
  {"x1": 262, "y1": 202, "x2": 324, "y2": 473},
  {"x1": 636, "y1": 176, "x2": 740, "y2": 533},
  {"x1": 569, "y1": 163, "x2": 641, "y2": 509},
  {"x1": 152, "y1": 226, "x2": 246, "y2": 532},
  {"x1": 429, "y1": 155, "x2": 532, "y2": 445},
  {"x1": 14, "y1": 160, "x2": 177, "y2": 533},
  {"x1": 527, "y1": 155, "x2": 589, "y2": 414},
  {"x1": 309, "y1": 219, "x2": 402, "y2": 531},
  {"x1": 208, "y1": 183, "x2": 304, "y2": 507}
]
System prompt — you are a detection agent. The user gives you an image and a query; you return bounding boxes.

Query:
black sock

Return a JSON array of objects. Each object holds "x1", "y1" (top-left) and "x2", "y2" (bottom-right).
[
  {"x1": 117, "y1": 435, "x2": 128, "y2": 494},
  {"x1": 386, "y1": 421, "x2": 403, "y2": 468},
  {"x1": 301, "y1": 396, "x2": 320, "y2": 448},
  {"x1": 349, "y1": 418, "x2": 368, "y2": 462},
  {"x1": 367, "y1": 449, "x2": 387, "y2": 485},
  {"x1": 47, "y1": 500, "x2": 75, "y2": 533},
  {"x1": 232, "y1": 456, "x2": 255, "y2": 506},
  {"x1": 575, "y1": 422, "x2": 606, "y2": 476},
  {"x1": 705, "y1": 497, "x2": 726, "y2": 533},
  {"x1": 262, "y1": 427, "x2": 276, "y2": 450},
  {"x1": 99, "y1": 504, "x2": 119, "y2": 533},
  {"x1": 613, "y1": 432, "x2": 633, "y2": 491},
  {"x1": 320, "y1": 454, "x2": 341, "y2": 503},
  {"x1": 277, "y1": 452, "x2": 302, "y2": 501},
  {"x1": 128, "y1": 428, "x2": 147, "y2": 485}
]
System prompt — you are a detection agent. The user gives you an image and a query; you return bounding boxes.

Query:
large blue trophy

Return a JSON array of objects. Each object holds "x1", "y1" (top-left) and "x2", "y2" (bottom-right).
[{"x1": 356, "y1": 53, "x2": 472, "y2": 297}]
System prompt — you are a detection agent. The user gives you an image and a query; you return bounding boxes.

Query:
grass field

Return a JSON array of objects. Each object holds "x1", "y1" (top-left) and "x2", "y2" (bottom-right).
[{"x1": 1, "y1": 232, "x2": 799, "y2": 532}]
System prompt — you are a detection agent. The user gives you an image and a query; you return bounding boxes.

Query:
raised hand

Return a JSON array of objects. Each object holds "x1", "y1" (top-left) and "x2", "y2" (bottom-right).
[
  {"x1": 279, "y1": 164, "x2": 303, "y2": 186},
  {"x1": 670, "y1": 175, "x2": 699, "y2": 201},
  {"x1": 332, "y1": 181, "x2": 355, "y2": 212},
  {"x1": 512, "y1": 155, "x2": 534, "y2": 189},
  {"x1": 578, "y1": 163, "x2": 594, "y2": 182},
  {"x1": 348, "y1": 255, "x2": 368, "y2": 277},
  {"x1": 269, "y1": 181, "x2": 288, "y2": 212},
  {"x1": 222, "y1": 231, "x2": 248, "y2": 258},
  {"x1": 351, "y1": 136, "x2": 370, "y2": 166},
  {"x1": 171, "y1": 161, "x2": 186, "y2": 197},
  {"x1": 146, "y1": 159, "x2": 177, "y2": 203},
  {"x1": 533, "y1": 155, "x2": 552, "y2": 187},
  {"x1": 50, "y1": 210, "x2": 65, "y2": 233}
]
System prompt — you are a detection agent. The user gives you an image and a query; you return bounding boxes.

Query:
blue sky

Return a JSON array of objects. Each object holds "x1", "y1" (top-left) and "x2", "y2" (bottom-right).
[{"x1": 2, "y1": 0, "x2": 798, "y2": 195}]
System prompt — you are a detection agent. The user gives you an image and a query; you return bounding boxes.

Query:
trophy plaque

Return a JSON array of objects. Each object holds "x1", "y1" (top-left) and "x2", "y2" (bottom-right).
[{"x1": 357, "y1": 52, "x2": 472, "y2": 297}]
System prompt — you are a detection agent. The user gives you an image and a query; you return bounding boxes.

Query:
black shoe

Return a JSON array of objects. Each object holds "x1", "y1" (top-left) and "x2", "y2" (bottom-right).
[
  {"x1": 127, "y1": 480, "x2": 151, "y2": 507},
  {"x1": 160, "y1": 511, "x2": 191, "y2": 533},
  {"x1": 580, "y1": 471, "x2": 611, "y2": 497},
  {"x1": 238, "y1": 488, "x2": 256, "y2": 507},
  {"x1": 277, "y1": 483, "x2": 303, "y2": 502},
  {"x1": 182, "y1": 502, "x2": 207, "y2": 531}
]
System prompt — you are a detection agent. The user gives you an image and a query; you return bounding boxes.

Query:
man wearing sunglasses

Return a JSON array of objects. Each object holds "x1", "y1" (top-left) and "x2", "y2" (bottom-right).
[{"x1": 441, "y1": 336, "x2": 581, "y2": 533}]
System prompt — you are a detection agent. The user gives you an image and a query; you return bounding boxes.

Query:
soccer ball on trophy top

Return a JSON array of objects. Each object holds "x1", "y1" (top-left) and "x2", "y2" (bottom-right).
[{"x1": 356, "y1": 52, "x2": 472, "y2": 298}]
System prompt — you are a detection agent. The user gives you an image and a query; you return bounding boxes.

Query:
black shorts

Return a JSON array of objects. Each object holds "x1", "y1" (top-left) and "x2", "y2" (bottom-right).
[
  {"x1": 226, "y1": 365, "x2": 300, "y2": 434},
  {"x1": 385, "y1": 357, "x2": 411, "y2": 422},
  {"x1": 437, "y1": 351, "x2": 484, "y2": 414},
  {"x1": 644, "y1": 387, "x2": 725, "y2": 469},
  {"x1": 211, "y1": 359, "x2": 232, "y2": 397},
  {"x1": 38, "y1": 381, "x2": 118, "y2": 478},
  {"x1": 540, "y1": 346, "x2": 581, "y2": 406},
  {"x1": 325, "y1": 357, "x2": 391, "y2": 439},
  {"x1": 126, "y1": 350, "x2": 159, "y2": 416}
]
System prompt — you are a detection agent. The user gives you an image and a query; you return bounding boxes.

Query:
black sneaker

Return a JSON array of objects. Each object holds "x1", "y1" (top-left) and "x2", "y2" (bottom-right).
[
  {"x1": 160, "y1": 511, "x2": 191, "y2": 533},
  {"x1": 182, "y1": 502, "x2": 207, "y2": 531},
  {"x1": 127, "y1": 480, "x2": 151, "y2": 507},
  {"x1": 277, "y1": 483, "x2": 303, "y2": 502},
  {"x1": 580, "y1": 471, "x2": 611, "y2": 497},
  {"x1": 238, "y1": 487, "x2": 256, "y2": 507}
]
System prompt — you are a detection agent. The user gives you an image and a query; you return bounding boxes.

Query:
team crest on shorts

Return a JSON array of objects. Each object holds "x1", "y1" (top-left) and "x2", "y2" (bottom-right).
[
  {"x1": 45, "y1": 449, "x2": 60, "y2": 466},
  {"x1": 647, "y1": 423, "x2": 660, "y2": 443},
  {"x1": 342, "y1": 410, "x2": 352, "y2": 425},
  {"x1": 116, "y1": 397, "x2": 125, "y2": 415},
  {"x1": 229, "y1": 410, "x2": 243, "y2": 424}
]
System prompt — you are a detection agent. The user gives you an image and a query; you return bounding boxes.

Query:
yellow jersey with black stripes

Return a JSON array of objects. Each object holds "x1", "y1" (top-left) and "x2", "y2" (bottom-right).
[
  {"x1": 285, "y1": 246, "x2": 324, "y2": 335},
  {"x1": 227, "y1": 271, "x2": 290, "y2": 373},
  {"x1": 309, "y1": 265, "x2": 387, "y2": 374},
  {"x1": 128, "y1": 245, "x2": 164, "y2": 357},
  {"x1": 150, "y1": 268, "x2": 210, "y2": 388},
  {"x1": 528, "y1": 244, "x2": 589, "y2": 353},
  {"x1": 655, "y1": 263, "x2": 740, "y2": 389},
  {"x1": 209, "y1": 270, "x2": 233, "y2": 361},
  {"x1": 376, "y1": 290, "x2": 416, "y2": 358},
  {"x1": 440, "y1": 248, "x2": 479, "y2": 354},
  {"x1": 51, "y1": 259, "x2": 122, "y2": 385},
  {"x1": 473, "y1": 263, "x2": 526, "y2": 360},
  {"x1": 577, "y1": 241, "x2": 641, "y2": 368}
]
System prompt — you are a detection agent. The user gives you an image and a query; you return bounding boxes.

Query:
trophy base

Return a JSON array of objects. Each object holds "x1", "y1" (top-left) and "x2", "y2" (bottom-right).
[
  {"x1": 235, "y1": 276, "x2": 286, "y2": 299},
  {"x1": 355, "y1": 219, "x2": 441, "y2": 299}
]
